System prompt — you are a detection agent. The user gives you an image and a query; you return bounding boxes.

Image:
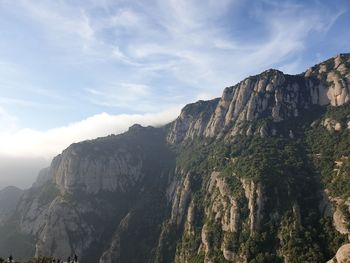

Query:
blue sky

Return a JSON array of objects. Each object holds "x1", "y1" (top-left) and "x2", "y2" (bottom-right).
[{"x1": 0, "y1": 0, "x2": 349, "y2": 187}]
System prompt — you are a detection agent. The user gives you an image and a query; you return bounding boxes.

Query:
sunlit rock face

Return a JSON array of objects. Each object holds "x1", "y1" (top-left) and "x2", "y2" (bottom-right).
[
  {"x1": 306, "y1": 54, "x2": 350, "y2": 106},
  {"x1": 1, "y1": 54, "x2": 350, "y2": 263},
  {"x1": 327, "y1": 243, "x2": 350, "y2": 263},
  {"x1": 52, "y1": 143, "x2": 143, "y2": 195},
  {"x1": 168, "y1": 54, "x2": 350, "y2": 143}
]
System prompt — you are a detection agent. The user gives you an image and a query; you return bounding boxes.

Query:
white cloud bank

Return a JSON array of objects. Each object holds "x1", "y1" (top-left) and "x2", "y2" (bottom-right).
[
  {"x1": 0, "y1": 107, "x2": 181, "y2": 159},
  {"x1": 0, "y1": 107, "x2": 182, "y2": 189},
  {"x1": 0, "y1": 0, "x2": 347, "y2": 188},
  {"x1": 3, "y1": 0, "x2": 344, "y2": 109}
]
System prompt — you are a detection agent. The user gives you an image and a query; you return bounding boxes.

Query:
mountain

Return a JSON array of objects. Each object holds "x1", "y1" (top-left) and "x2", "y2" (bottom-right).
[
  {"x1": 0, "y1": 186, "x2": 23, "y2": 225},
  {"x1": 1, "y1": 53, "x2": 350, "y2": 263}
]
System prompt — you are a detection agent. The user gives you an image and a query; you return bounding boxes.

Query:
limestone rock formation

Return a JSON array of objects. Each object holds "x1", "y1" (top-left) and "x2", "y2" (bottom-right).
[
  {"x1": 168, "y1": 54, "x2": 350, "y2": 144},
  {"x1": 327, "y1": 243, "x2": 350, "y2": 263},
  {"x1": 1, "y1": 53, "x2": 350, "y2": 262},
  {"x1": 52, "y1": 141, "x2": 143, "y2": 195}
]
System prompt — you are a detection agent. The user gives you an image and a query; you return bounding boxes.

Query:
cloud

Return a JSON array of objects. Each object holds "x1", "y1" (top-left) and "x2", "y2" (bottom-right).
[
  {"x1": 0, "y1": 105, "x2": 181, "y2": 189},
  {"x1": 110, "y1": 0, "x2": 345, "y2": 95},
  {"x1": 18, "y1": 0, "x2": 95, "y2": 46},
  {"x1": 108, "y1": 9, "x2": 142, "y2": 28},
  {"x1": 0, "y1": 0, "x2": 346, "y2": 126},
  {"x1": 2, "y1": 0, "x2": 345, "y2": 107},
  {"x1": 0, "y1": 155, "x2": 48, "y2": 190},
  {"x1": 0, "y1": 0, "x2": 348, "y2": 189},
  {"x1": 85, "y1": 83, "x2": 158, "y2": 110},
  {"x1": 0, "y1": 106, "x2": 18, "y2": 132},
  {"x1": 0, "y1": 59, "x2": 68, "y2": 107},
  {"x1": 0, "y1": 107, "x2": 181, "y2": 159}
]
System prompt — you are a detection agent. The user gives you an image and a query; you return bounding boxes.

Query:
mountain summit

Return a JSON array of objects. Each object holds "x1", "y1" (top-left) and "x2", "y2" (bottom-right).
[{"x1": 1, "y1": 54, "x2": 350, "y2": 263}]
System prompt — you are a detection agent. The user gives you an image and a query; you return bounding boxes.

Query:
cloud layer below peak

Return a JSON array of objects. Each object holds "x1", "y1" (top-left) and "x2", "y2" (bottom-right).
[
  {"x1": 0, "y1": 107, "x2": 181, "y2": 159},
  {"x1": 0, "y1": 0, "x2": 349, "y2": 188}
]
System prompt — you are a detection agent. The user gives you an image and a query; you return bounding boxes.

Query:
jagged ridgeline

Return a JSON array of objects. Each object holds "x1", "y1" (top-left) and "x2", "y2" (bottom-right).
[{"x1": 0, "y1": 54, "x2": 350, "y2": 263}]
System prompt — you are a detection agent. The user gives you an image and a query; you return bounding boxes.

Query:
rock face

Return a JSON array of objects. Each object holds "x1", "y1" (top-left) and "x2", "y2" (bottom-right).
[
  {"x1": 306, "y1": 54, "x2": 350, "y2": 106},
  {"x1": 168, "y1": 54, "x2": 350, "y2": 143},
  {"x1": 0, "y1": 186, "x2": 23, "y2": 224},
  {"x1": 198, "y1": 172, "x2": 244, "y2": 262},
  {"x1": 327, "y1": 243, "x2": 350, "y2": 263},
  {"x1": 166, "y1": 99, "x2": 220, "y2": 143},
  {"x1": 32, "y1": 168, "x2": 52, "y2": 188},
  {"x1": 1, "y1": 54, "x2": 350, "y2": 262},
  {"x1": 3, "y1": 126, "x2": 175, "y2": 262},
  {"x1": 52, "y1": 141, "x2": 143, "y2": 195}
]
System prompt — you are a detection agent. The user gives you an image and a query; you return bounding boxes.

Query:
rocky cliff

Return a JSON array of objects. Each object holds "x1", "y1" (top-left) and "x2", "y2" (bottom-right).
[
  {"x1": 168, "y1": 54, "x2": 350, "y2": 142},
  {"x1": 0, "y1": 186, "x2": 23, "y2": 225},
  {"x1": 1, "y1": 54, "x2": 350, "y2": 263}
]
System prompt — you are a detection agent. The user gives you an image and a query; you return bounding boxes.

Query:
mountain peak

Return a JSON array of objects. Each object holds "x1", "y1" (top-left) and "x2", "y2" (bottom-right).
[
  {"x1": 128, "y1": 123, "x2": 145, "y2": 131},
  {"x1": 167, "y1": 54, "x2": 350, "y2": 143},
  {"x1": 1, "y1": 53, "x2": 350, "y2": 263}
]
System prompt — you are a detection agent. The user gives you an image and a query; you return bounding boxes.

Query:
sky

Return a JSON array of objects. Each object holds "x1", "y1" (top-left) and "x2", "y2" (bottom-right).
[{"x1": 0, "y1": 0, "x2": 349, "y2": 189}]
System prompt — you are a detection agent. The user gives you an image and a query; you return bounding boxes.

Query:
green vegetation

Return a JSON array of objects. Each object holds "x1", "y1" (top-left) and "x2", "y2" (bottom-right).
[
  {"x1": 306, "y1": 103, "x2": 350, "y2": 198},
  {"x1": 1, "y1": 96, "x2": 349, "y2": 262},
  {"x1": 170, "y1": 102, "x2": 350, "y2": 262}
]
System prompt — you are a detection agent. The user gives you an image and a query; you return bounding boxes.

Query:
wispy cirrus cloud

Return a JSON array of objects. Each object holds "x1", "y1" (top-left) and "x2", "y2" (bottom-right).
[
  {"x1": 0, "y1": 0, "x2": 347, "y2": 137},
  {"x1": 0, "y1": 0, "x2": 349, "y2": 188},
  {"x1": 85, "y1": 82, "x2": 155, "y2": 110},
  {"x1": 0, "y1": 0, "x2": 347, "y2": 125},
  {"x1": 2, "y1": 0, "x2": 346, "y2": 100}
]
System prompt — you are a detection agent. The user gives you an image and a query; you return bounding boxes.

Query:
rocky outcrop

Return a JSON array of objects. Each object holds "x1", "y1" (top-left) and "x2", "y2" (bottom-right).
[
  {"x1": 17, "y1": 172, "x2": 59, "y2": 236},
  {"x1": 191, "y1": 172, "x2": 243, "y2": 262},
  {"x1": 170, "y1": 173, "x2": 192, "y2": 226},
  {"x1": 18, "y1": 191, "x2": 53, "y2": 236},
  {"x1": 174, "y1": 170, "x2": 270, "y2": 262},
  {"x1": 35, "y1": 197, "x2": 95, "y2": 258},
  {"x1": 14, "y1": 169, "x2": 54, "y2": 236},
  {"x1": 205, "y1": 70, "x2": 289, "y2": 137},
  {"x1": 305, "y1": 54, "x2": 350, "y2": 106},
  {"x1": 52, "y1": 142, "x2": 143, "y2": 195},
  {"x1": 323, "y1": 118, "x2": 343, "y2": 131},
  {"x1": 167, "y1": 99, "x2": 219, "y2": 144},
  {"x1": 241, "y1": 178, "x2": 264, "y2": 232},
  {"x1": 207, "y1": 172, "x2": 241, "y2": 233},
  {"x1": 3, "y1": 126, "x2": 176, "y2": 262},
  {"x1": 333, "y1": 204, "x2": 350, "y2": 235},
  {"x1": 1, "y1": 53, "x2": 350, "y2": 263},
  {"x1": 327, "y1": 243, "x2": 350, "y2": 263},
  {"x1": 168, "y1": 54, "x2": 350, "y2": 144}
]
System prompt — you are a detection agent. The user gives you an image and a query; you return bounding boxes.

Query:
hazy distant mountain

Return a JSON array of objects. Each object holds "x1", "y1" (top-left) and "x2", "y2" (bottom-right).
[
  {"x1": 0, "y1": 156, "x2": 49, "y2": 190},
  {"x1": 1, "y1": 54, "x2": 350, "y2": 262},
  {"x1": 0, "y1": 185, "x2": 23, "y2": 224}
]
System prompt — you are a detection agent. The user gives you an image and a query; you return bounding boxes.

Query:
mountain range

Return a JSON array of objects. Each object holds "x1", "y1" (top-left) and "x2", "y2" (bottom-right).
[{"x1": 1, "y1": 53, "x2": 350, "y2": 262}]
